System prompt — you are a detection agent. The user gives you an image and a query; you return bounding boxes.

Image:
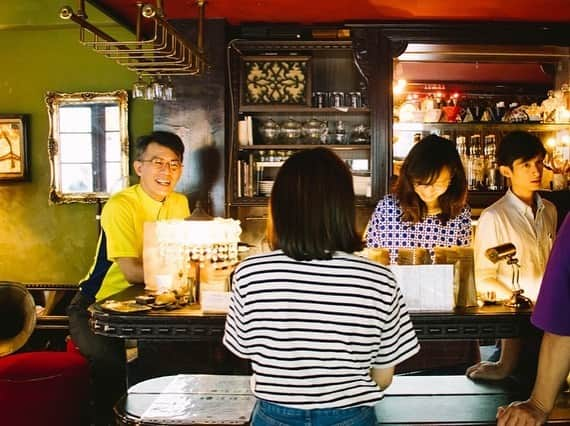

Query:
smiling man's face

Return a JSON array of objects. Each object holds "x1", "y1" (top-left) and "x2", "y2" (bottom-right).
[{"x1": 134, "y1": 142, "x2": 183, "y2": 201}]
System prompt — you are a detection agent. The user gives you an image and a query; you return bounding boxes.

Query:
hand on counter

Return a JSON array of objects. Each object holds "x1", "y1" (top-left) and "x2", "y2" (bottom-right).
[
  {"x1": 466, "y1": 360, "x2": 512, "y2": 380},
  {"x1": 496, "y1": 399, "x2": 547, "y2": 426}
]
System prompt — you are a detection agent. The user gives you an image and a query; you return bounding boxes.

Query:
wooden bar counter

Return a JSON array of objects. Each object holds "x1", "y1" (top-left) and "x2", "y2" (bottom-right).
[{"x1": 90, "y1": 285, "x2": 534, "y2": 342}]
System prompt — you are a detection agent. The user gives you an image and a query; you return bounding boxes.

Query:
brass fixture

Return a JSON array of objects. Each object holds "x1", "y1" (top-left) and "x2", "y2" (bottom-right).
[
  {"x1": 59, "y1": 0, "x2": 208, "y2": 77},
  {"x1": 485, "y1": 243, "x2": 533, "y2": 309}
]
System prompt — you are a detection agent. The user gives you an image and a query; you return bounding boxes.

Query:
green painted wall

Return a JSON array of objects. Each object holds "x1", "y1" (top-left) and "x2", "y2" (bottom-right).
[{"x1": 0, "y1": 2, "x2": 153, "y2": 284}]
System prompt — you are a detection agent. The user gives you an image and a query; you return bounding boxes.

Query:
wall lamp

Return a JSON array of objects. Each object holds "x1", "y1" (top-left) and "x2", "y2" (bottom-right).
[
  {"x1": 485, "y1": 243, "x2": 533, "y2": 309},
  {"x1": 60, "y1": 0, "x2": 208, "y2": 99}
]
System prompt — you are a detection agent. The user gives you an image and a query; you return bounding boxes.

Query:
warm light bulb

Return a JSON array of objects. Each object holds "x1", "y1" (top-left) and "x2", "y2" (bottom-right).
[{"x1": 393, "y1": 79, "x2": 407, "y2": 95}]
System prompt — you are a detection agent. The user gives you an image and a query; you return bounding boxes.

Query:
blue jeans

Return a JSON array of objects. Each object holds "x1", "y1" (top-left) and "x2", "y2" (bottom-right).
[{"x1": 251, "y1": 399, "x2": 377, "y2": 426}]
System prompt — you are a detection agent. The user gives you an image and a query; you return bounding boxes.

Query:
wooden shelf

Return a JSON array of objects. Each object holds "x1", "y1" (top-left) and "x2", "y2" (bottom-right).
[
  {"x1": 395, "y1": 122, "x2": 570, "y2": 132},
  {"x1": 240, "y1": 106, "x2": 370, "y2": 114},
  {"x1": 230, "y1": 196, "x2": 375, "y2": 207},
  {"x1": 238, "y1": 144, "x2": 370, "y2": 150}
]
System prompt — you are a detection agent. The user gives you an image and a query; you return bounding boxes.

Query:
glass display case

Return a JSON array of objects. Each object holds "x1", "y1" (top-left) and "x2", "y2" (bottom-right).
[{"x1": 366, "y1": 22, "x2": 570, "y2": 210}]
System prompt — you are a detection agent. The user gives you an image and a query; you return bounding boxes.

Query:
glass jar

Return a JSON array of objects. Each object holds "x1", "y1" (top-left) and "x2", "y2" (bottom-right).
[
  {"x1": 333, "y1": 120, "x2": 347, "y2": 144},
  {"x1": 280, "y1": 118, "x2": 302, "y2": 143},
  {"x1": 350, "y1": 124, "x2": 370, "y2": 144},
  {"x1": 302, "y1": 118, "x2": 328, "y2": 144},
  {"x1": 259, "y1": 119, "x2": 280, "y2": 144}
]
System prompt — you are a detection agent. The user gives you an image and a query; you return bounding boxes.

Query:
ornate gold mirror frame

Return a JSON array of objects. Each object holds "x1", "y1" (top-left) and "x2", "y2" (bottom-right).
[{"x1": 46, "y1": 90, "x2": 129, "y2": 204}]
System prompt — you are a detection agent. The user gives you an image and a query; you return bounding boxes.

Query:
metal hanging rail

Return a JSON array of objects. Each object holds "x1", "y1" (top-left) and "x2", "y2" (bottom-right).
[{"x1": 60, "y1": 0, "x2": 208, "y2": 76}]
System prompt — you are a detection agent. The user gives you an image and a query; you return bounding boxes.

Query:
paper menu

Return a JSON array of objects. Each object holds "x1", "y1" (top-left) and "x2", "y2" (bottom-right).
[{"x1": 140, "y1": 375, "x2": 254, "y2": 425}]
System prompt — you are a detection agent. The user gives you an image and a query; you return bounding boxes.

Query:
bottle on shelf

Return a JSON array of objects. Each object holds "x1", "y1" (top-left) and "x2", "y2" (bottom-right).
[
  {"x1": 334, "y1": 120, "x2": 347, "y2": 144},
  {"x1": 456, "y1": 136, "x2": 469, "y2": 171},
  {"x1": 467, "y1": 134, "x2": 485, "y2": 190},
  {"x1": 483, "y1": 135, "x2": 504, "y2": 191},
  {"x1": 495, "y1": 101, "x2": 506, "y2": 122}
]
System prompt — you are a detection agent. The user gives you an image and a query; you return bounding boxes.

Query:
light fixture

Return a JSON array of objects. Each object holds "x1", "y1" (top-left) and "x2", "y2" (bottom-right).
[
  {"x1": 143, "y1": 204, "x2": 242, "y2": 305},
  {"x1": 485, "y1": 243, "x2": 533, "y2": 309},
  {"x1": 60, "y1": 0, "x2": 208, "y2": 100}
]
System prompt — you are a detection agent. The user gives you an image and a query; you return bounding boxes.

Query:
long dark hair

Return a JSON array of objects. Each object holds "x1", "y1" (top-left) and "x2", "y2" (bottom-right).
[
  {"x1": 395, "y1": 134, "x2": 467, "y2": 224},
  {"x1": 268, "y1": 147, "x2": 363, "y2": 260}
]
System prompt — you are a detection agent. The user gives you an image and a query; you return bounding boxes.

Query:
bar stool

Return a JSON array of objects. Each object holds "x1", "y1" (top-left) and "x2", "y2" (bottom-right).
[{"x1": 0, "y1": 282, "x2": 90, "y2": 426}]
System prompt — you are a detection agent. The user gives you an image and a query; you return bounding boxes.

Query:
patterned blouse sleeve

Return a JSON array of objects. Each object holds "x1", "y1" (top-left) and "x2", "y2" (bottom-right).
[
  {"x1": 366, "y1": 196, "x2": 389, "y2": 248},
  {"x1": 455, "y1": 205, "x2": 472, "y2": 247}
]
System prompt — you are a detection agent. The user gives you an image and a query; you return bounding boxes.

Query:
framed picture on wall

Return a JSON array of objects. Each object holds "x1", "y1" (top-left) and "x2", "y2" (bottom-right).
[
  {"x1": 0, "y1": 114, "x2": 29, "y2": 181},
  {"x1": 240, "y1": 56, "x2": 312, "y2": 110}
]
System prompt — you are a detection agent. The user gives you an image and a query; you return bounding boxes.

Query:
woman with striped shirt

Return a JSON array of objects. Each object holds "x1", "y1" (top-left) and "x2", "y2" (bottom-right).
[{"x1": 223, "y1": 147, "x2": 419, "y2": 426}]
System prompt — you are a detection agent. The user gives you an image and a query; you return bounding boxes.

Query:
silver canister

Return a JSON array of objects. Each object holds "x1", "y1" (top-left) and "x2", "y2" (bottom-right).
[
  {"x1": 347, "y1": 92, "x2": 362, "y2": 108},
  {"x1": 313, "y1": 91, "x2": 327, "y2": 108},
  {"x1": 330, "y1": 92, "x2": 345, "y2": 108}
]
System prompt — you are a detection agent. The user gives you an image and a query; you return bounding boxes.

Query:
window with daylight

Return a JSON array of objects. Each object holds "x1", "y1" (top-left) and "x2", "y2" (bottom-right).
[{"x1": 46, "y1": 90, "x2": 129, "y2": 204}]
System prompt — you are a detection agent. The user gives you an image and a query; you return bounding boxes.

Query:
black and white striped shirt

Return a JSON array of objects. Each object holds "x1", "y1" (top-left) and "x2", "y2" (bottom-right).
[{"x1": 223, "y1": 250, "x2": 420, "y2": 409}]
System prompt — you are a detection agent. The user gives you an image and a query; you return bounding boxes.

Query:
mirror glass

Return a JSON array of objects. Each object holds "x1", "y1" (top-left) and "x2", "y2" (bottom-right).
[{"x1": 46, "y1": 90, "x2": 129, "y2": 204}]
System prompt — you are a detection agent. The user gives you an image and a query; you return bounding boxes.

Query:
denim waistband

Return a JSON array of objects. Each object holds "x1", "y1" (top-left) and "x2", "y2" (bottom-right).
[{"x1": 258, "y1": 399, "x2": 371, "y2": 418}]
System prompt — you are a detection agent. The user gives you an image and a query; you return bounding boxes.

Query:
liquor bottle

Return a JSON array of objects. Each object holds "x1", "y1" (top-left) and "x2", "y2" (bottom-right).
[
  {"x1": 456, "y1": 136, "x2": 469, "y2": 171},
  {"x1": 484, "y1": 135, "x2": 503, "y2": 191},
  {"x1": 467, "y1": 135, "x2": 485, "y2": 190}
]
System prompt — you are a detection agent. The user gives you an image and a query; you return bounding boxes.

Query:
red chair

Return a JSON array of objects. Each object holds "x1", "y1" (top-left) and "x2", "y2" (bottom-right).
[{"x1": 0, "y1": 282, "x2": 90, "y2": 426}]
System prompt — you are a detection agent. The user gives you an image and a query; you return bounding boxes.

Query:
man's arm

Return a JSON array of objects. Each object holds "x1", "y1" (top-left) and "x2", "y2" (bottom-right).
[
  {"x1": 473, "y1": 212, "x2": 512, "y2": 300},
  {"x1": 466, "y1": 338, "x2": 521, "y2": 380},
  {"x1": 497, "y1": 332, "x2": 570, "y2": 425},
  {"x1": 116, "y1": 257, "x2": 145, "y2": 285},
  {"x1": 370, "y1": 366, "x2": 394, "y2": 390}
]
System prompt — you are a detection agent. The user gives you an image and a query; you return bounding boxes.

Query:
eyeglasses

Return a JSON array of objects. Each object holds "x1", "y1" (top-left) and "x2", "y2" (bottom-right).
[
  {"x1": 413, "y1": 180, "x2": 451, "y2": 191},
  {"x1": 139, "y1": 158, "x2": 182, "y2": 171}
]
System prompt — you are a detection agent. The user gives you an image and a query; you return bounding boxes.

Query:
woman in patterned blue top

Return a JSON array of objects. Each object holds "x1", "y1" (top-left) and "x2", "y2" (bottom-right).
[
  {"x1": 366, "y1": 134, "x2": 472, "y2": 263},
  {"x1": 366, "y1": 135, "x2": 476, "y2": 375}
]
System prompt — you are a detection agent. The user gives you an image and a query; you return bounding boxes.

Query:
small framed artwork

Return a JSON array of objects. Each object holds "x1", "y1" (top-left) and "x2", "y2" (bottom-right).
[
  {"x1": 241, "y1": 55, "x2": 312, "y2": 109},
  {"x1": 0, "y1": 114, "x2": 29, "y2": 181}
]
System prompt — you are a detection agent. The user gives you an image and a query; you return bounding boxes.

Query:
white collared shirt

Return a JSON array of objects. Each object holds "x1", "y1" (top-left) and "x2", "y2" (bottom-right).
[{"x1": 474, "y1": 189, "x2": 557, "y2": 301}]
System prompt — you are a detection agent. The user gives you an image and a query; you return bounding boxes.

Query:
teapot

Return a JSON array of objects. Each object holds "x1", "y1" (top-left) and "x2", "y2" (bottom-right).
[
  {"x1": 302, "y1": 118, "x2": 328, "y2": 144},
  {"x1": 350, "y1": 124, "x2": 370, "y2": 144},
  {"x1": 258, "y1": 119, "x2": 280, "y2": 144},
  {"x1": 280, "y1": 117, "x2": 302, "y2": 143}
]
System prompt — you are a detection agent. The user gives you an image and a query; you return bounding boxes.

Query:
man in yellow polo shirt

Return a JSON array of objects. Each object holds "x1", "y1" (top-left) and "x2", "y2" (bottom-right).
[{"x1": 68, "y1": 131, "x2": 190, "y2": 425}]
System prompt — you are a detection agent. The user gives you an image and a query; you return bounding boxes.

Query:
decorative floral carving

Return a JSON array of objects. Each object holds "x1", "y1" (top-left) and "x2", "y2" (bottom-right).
[{"x1": 242, "y1": 57, "x2": 311, "y2": 106}]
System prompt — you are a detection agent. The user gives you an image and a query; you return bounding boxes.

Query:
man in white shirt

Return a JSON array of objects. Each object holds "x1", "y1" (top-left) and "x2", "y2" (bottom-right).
[{"x1": 467, "y1": 131, "x2": 557, "y2": 383}]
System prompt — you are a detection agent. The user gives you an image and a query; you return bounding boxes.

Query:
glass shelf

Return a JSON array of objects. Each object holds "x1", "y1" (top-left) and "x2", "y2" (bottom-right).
[
  {"x1": 395, "y1": 122, "x2": 570, "y2": 131},
  {"x1": 240, "y1": 107, "x2": 370, "y2": 114},
  {"x1": 237, "y1": 144, "x2": 370, "y2": 150}
]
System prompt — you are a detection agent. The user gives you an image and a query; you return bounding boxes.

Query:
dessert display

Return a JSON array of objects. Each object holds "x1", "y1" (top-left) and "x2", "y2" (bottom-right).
[{"x1": 143, "y1": 218, "x2": 242, "y2": 296}]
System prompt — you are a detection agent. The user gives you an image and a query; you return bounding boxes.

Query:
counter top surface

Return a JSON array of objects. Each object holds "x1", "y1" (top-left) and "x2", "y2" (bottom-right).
[{"x1": 89, "y1": 285, "x2": 534, "y2": 341}]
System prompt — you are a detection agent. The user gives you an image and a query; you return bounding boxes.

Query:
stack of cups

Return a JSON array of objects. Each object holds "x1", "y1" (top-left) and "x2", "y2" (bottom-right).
[
  {"x1": 363, "y1": 247, "x2": 391, "y2": 266},
  {"x1": 456, "y1": 247, "x2": 478, "y2": 307},
  {"x1": 433, "y1": 247, "x2": 458, "y2": 265},
  {"x1": 397, "y1": 247, "x2": 431, "y2": 265}
]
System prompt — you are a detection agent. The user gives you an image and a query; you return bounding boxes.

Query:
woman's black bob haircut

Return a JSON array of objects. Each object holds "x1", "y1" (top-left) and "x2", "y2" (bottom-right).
[
  {"x1": 268, "y1": 147, "x2": 363, "y2": 260},
  {"x1": 395, "y1": 134, "x2": 468, "y2": 224}
]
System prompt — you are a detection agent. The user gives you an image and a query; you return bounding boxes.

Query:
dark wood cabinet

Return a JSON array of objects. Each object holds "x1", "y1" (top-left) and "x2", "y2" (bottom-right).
[
  {"x1": 226, "y1": 24, "x2": 570, "y2": 246},
  {"x1": 226, "y1": 36, "x2": 388, "y2": 246}
]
